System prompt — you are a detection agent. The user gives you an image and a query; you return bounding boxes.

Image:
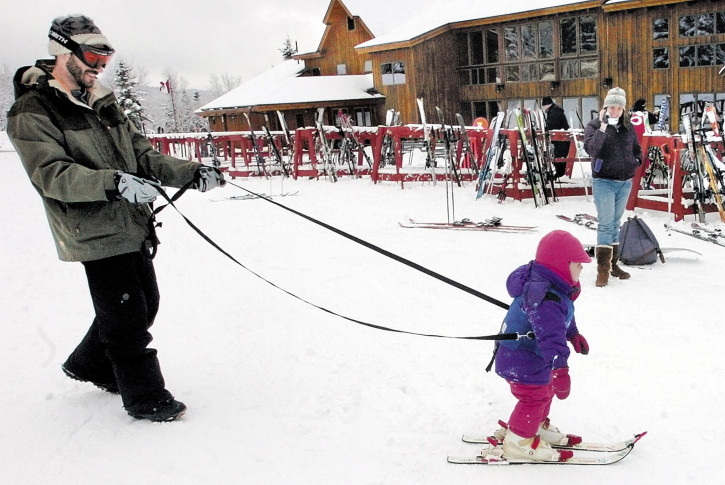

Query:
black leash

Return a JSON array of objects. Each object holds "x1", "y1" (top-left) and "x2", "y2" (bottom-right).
[
  {"x1": 150, "y1": 180, "x2": 521, "y2": 342},
  {"x1": 225, "y1": 181, "x2": 511, "y2": 310}
]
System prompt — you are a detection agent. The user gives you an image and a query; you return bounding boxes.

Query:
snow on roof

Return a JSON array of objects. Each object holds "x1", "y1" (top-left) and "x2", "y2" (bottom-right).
[
  {"x1": 356, "y1": 0, "x2": 599, "y2": 49},
  {"x1": 197, "y1": 59, "x2": 381, "y2": 112}
]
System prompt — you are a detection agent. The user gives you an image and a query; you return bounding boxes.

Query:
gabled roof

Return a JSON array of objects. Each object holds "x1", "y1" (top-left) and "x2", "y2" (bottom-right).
[
  {"x1": 355, "y1": 1, "x2": 606, "y2": 51},
  {"x1": 295, "y1": 0, "x2": 375, "y2": 59},
  {"x1": 603, "y1": 0, "x2": 686, "y2": 12},
  {"x1": 196, "y1": 59, "x2": 382, "y2": 113}
]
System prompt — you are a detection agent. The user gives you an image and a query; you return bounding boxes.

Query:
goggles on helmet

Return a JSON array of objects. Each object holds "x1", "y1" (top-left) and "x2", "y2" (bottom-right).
[{"x1": 48, "y1": 28, "x2": 114, "y2": 69}]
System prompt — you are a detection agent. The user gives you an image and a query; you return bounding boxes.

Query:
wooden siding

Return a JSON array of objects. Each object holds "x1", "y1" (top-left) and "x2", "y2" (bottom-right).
[
  {"x1": 604, "y1": 1, "x2": 725, "y2": 129},
  {"x1": 203, "y1": 0, "x2": 724, "y2": 133},
  {"x1": 303, "y1": 0, "x2": 375, "y2": 76}
]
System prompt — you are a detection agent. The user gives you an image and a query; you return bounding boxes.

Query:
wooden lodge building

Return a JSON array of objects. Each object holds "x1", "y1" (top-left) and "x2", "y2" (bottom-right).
[{"x1": 197, "y1": 0, "x2": 725, "y2": 133}]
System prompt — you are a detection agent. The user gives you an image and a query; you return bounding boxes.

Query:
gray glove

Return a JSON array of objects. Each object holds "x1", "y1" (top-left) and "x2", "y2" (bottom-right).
[
  {"x1": 194, "y1": 166, "x2": 226, "y2": 192},
  {"x1": 115, "y1": 172, "x2": 161, "y2": 204}
]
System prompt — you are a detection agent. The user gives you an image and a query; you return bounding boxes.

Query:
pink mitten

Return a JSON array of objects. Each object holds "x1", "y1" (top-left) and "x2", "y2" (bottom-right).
[
  {"x1": 569, "y1": 334, "x2": 589, "y2": 355},
  {"x1": 551, "y1": 367, "x2": 571, "y2": 400}
]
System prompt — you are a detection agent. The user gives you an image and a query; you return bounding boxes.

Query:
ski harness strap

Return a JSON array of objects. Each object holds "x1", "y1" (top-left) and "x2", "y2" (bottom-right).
[{"x1": 149, "y1": 178, "x2": 520, "y2": 342}]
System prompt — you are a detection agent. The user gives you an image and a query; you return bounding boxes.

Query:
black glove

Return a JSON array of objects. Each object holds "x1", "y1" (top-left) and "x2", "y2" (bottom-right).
[
  {"x1": 193, "y1": 166, "x2": 226, "y2": 192},
  {"x1": 115, "y1": 171, "x2": 160, "y2": 204}
]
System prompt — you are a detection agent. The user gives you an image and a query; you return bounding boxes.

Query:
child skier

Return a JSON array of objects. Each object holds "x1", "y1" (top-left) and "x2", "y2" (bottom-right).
[{"x1": 494, "y1": 230, "x2": 591, "y2": 462}]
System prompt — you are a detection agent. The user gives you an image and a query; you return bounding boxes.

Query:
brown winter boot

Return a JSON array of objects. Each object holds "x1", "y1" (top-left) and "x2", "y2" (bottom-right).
[
  {"x1": 610, "y1": 244, "x2": 631, "y2": 280},
  {"x1": 595, "y1": 246, "x2": 613, "y2": 287}
]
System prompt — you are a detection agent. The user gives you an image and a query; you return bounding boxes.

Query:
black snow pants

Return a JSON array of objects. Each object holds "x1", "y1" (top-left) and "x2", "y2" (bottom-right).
[{"x1": 65, "y1": 251, "x2": 166, "y2": 408}]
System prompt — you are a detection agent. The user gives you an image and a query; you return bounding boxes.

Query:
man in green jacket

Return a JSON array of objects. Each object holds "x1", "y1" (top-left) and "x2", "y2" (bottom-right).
[{"x1": 8, "y1": 14, "x2": 225, "y2": 421}]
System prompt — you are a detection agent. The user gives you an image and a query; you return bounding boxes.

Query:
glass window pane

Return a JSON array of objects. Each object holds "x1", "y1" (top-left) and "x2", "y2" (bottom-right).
[
  {"x1": 539, "y1": 21, "x2": 553, "y2": 58},
  {"x1": 580, "y1": 58, "x2": 598, "y2": 78},
  {"x1": 561, "y1": 59, "x2": 579, "y2": 79},
  {"x1": 582, "y1": 97, "x2": 599, "y2": 123},
  {"x1": 716, "y1": 43, "x2": 725, "y2": 65},
  {"x1": 653, "y1": 48, "x2": 670, "y2": 68},
  {"x1": 653, "y1": 18, "x2": 669, "y2": 40},
  {"x1": 679, "y1": 46, "x2": 696, "y2": 67},
  {"x1": 717, "y1": 12, "x2": 725, "y2": 34},
  {"x1": 697, "y1": 13, "x2": 714, "y2": 36},
  {"x1": 486, "y1": 30, "x2": 499, "y2": 63},
  {"x1": 562, "y1": 98, "x2": 580, "y2": 128},
  {"x1": 522, "y1": 24, "x2": 536, "y2": 60},
  {"x1": 504, "y1": 27, "x2": 519, "y2": 61},
  {"x1": 506, "y1": 100, "x2": 521, "y2": 128},
  {"x1": 506, "y1": 65, "x2": 520, "y2": 82},
  {"x1": 680, "y1": 93, "x2": 696, "y2": 117},
  {"x1": 470, "y1": 31, "x2": 484, "y2": 65},
  {"x1": 540, "y1": 63, "x2": 555, "y2": 81},
  {"x1": 457, "y1": 33, "x2": 469, "y2": 66},
  {"x1": 521, "y1": 64, "x2": 537, "y2": 81},
  {"x1": 580, "y1": 15, "x2": 597, "y2": 52},
  {"x1": 561, "y1": 18, "x2": 577, "y2": 55},
  {"x1": 486, "y1": 67, "x2": 500, "y2": 84},
  {"x1": 697, "y1": 45, "x2": 714, "y2": 66},
  {"x1": 679, "y1": 15, "x2": 696, "y2": 37}
]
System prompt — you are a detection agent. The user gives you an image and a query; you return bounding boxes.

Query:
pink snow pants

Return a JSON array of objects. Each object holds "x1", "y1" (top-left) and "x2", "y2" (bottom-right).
[{"x1": 507, "y1": 381, "x2": 555, "y2": 438}]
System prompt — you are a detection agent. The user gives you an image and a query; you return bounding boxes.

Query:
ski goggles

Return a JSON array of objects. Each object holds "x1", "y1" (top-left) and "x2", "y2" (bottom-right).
[{"x1": 49, "y1": 28, "x2": 115, "y2": 69}]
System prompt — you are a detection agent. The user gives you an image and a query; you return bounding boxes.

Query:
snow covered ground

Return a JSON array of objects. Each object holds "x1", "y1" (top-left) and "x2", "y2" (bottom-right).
[{"x1": 1, "y1": 133, "x2": 724, "y2": 484}]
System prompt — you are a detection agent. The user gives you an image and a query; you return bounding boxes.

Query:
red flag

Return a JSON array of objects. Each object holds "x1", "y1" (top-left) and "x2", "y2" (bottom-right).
[{"x1": 159, "y1": 80, "x2": 171, "y2": 92}]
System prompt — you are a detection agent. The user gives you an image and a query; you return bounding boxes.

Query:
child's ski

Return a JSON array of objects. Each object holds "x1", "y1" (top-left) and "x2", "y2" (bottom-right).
[
  {"x1": 448, "y1": 448, "x2": 631, "y2": 466},
  {"x1": 461, "y1": 432, "x2": 644, "y2": 453},
  {"x1": 449, "y1": 432, "x2": 645, "y2": 465}
]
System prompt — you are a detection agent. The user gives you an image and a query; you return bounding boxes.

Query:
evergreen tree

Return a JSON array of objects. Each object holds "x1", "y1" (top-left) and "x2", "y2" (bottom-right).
[
  {"x1": 279, "y1": 36, "x2": 297, "y2": 60},
  {"x1": 114, "y1": 60, "x2": 147, "y2": 132}
]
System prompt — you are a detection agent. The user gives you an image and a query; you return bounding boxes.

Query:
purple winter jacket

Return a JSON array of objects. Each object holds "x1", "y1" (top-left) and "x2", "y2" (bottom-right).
[{"x1": 494, "y1": 262, "x2": 580, "y2": 386}]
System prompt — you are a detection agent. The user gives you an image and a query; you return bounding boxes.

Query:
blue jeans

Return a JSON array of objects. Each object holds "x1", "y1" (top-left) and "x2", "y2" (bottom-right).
[{"x1": 592, "y1": 178, "x2": 633, "y2": 246}]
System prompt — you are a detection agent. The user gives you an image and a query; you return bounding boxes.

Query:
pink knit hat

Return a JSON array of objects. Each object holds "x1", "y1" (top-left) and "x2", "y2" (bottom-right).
[{"x1": 535, "y1": 230, "x2": 591, "y2": 284}]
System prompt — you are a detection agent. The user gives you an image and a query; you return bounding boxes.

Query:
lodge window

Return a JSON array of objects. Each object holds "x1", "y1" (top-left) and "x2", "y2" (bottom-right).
[
  {"x1": 457, "y1": 14, "x2": 597, "y2": 85},
  {"x1": 353, "y1": 108, "x2": 372, "y2": 126},
  {"x1": 679, "y1": 92, "x2": 725, "y2": 125},
  {"x1": 653, "y1": 18, "x2": 669, "y2": 40},
  {"x1": 679, "y1": 11, "x2": 725, "y2": 37},
  {"x1": 381, "y1": 62, "x2": 406, "y2": 85},
  {"x1": 347, "y1": 17, "x2": 356, "y2": 31},
  {"x1": 653, "y1": 48, "x2": 670, "y2": 69},
  {"x1": 678, "y1": 43, "x2": 725, "y2": 68}
]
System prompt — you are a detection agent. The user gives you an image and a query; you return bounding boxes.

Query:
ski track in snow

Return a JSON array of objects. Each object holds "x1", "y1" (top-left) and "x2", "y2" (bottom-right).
[{"x1": 1, "y1": 142, "x2": 723, "y2": 484}]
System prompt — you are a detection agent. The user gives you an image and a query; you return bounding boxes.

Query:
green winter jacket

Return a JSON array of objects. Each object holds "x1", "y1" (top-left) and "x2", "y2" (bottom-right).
[{"x1": 8, "y1": 60, "x2": 199, "y2": 262}]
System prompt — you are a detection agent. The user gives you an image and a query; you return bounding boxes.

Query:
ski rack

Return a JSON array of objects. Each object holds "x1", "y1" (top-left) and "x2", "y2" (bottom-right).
[
  {"x1": 290, "y1": 126, "x2": 375, "y2": 180},
  {"x1": 626, "y1": 134, "x2": 725, "y2": 222},
  {"x1": 369, "y1": 125, "x2": 479, "y2": 187},
  {"x1": 484, "y1": 129, "x2": 589, "y2": 201},
  {"x1": 146, "y1": 128, "x2": 720, "y2": 218}
]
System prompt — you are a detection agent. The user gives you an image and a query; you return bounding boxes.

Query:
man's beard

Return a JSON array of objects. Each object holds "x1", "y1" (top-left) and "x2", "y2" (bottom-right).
[{"x1": 66, "y1": 56, "x2": 97, "y2": 89}]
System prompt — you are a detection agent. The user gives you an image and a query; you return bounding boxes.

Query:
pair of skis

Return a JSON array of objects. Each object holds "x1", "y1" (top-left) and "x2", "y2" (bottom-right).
[
  {"x1": 556, "y1": 213, "x2": 598, "y2": 230},
  {"x1": 681, "y1": 112, "x2": 725, "y2": 222},
  {"x1": 448, "y1": 431, "x2": 646, "y2": 466},
  {"x1": 666, "y1": 222, "x2": 725, "y2": 247},
  {"x1": 476, "y1": 111, "x2": 506, "y2": 200},
  {"x1": 399, "y1": 217, "x2": 536, "y2": 233}
]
